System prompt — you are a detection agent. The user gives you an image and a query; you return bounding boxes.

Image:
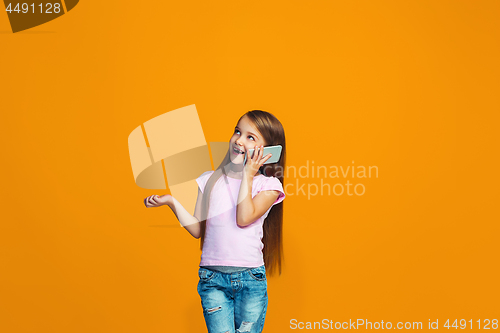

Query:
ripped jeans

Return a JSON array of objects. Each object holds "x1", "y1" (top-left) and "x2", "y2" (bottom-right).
[{"x1": 197, "y1": 265, "x2": 268, "y2": 333}]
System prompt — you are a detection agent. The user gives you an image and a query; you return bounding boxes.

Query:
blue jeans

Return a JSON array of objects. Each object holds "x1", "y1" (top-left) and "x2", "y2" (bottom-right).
[{"x1": 197, "y1": 265, "x2": 268, "y2": 333}]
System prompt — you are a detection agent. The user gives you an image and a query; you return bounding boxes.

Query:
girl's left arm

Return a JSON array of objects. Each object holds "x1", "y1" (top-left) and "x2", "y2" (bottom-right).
[{"x1": 236, "y1": 173, "x2": 280, "y2": 227}]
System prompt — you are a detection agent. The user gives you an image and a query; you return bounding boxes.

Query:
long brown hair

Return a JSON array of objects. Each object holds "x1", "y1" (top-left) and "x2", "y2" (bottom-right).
[{"x1": 199, "y1": 110, "x2": 286, "y2": 276}]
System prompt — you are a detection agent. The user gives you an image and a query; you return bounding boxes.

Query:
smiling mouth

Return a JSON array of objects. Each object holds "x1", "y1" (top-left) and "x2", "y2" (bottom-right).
[{"x1": 233, "y1": 147, "x2": 245, "y2": 155}]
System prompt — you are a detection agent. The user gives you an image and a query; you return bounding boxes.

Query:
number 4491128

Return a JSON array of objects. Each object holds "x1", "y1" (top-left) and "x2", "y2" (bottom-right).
[
  {"x1": 444, "y1": 319, "x2": 498, "y2": 329},
  {"x1": 5, "y1": 3, "x2": 62, "y2": 14}
]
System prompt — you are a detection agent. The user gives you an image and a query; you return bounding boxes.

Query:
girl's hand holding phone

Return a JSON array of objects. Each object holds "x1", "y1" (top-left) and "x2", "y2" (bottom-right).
[
  {"x1": 244, "y1": 145, "x2": 273, "y2": 177},
  {"x1": 144, "y1": 194, "x2": 173, "y2": 208}
]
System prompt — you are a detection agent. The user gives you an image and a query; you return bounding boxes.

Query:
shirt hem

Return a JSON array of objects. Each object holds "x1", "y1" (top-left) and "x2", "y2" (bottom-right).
[{"x1": 200, "y1": 260, "x2": 264, "y2": 267}]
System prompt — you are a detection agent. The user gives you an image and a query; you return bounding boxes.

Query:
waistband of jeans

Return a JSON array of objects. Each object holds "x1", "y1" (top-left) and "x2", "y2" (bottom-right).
[{"x1": 200, "y1": 265, "x2": 263, "y2": 274}]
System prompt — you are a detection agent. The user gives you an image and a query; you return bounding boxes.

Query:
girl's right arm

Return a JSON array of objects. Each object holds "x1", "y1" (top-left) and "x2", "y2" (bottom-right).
[{"x1": 144, "y1": 188, "x2": 205, "y2": 239}]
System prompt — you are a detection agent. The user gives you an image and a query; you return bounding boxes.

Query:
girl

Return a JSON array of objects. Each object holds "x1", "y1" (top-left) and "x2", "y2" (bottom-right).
[{"x1": 144, "y1": 110, "x2": 286, "y2": 333}]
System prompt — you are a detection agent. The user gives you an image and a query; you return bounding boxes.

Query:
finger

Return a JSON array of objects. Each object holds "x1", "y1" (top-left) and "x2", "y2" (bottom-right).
[
  {"x1": 254, "y1": 145, "x2": 260, "y2": 161},
  {"x1": 244, "y1": 150, "x2": 250, "y2": 165},
  {"x1": 260, "y1": 153, "x2": 272, "y2": 166},
  {"x1": 258, "y1": 145, "x2": 264, "y2": 160},
  {"x1": 262, "y1": 153, "x2": 272, "y2": 163},
  {"x1": 153, "y1": 195, "x2": 161, "y2": 204},
  {"x1": 152, "y1": 195, "x2": 161, "y2": 205}
]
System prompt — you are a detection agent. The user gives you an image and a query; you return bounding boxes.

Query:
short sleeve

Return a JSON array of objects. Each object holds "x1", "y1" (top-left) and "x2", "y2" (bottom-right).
[
  {"x1": 259, "y1": 176, "x2": 285, "y2": 206},
  {"x1": 196, "y1": 171, "x2": 214, "y2": 193}
]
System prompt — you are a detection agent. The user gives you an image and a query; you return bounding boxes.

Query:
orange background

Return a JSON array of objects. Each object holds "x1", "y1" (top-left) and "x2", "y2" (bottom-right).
[{"x1": 1, "y1": 1, "x2": 499, "y2": 332}]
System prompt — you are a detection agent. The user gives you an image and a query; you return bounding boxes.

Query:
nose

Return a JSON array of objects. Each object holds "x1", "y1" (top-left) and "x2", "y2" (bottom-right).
[{"x1": 235, "y1": 137, "x2": 243, "y2": 146}]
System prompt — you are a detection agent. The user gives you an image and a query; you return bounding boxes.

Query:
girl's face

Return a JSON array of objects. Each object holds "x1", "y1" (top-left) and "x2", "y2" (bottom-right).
[{"x1": 229, "y1": 115, "x2": 266, "y2": 164}]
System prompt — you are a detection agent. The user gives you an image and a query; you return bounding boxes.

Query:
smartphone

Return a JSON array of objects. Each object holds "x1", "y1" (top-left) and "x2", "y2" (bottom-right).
[{"x1": 243, "y1": 145, "x2": 282, "y2": 165}]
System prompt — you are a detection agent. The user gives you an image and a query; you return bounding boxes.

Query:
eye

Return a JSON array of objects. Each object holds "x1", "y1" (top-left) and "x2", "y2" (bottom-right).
[
  {"x1": 234, "y1": 129, "x2": 240, "y2": 135},
  {"x1": 248, "y1": 136, "x2": 255, "y2": 141}
]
